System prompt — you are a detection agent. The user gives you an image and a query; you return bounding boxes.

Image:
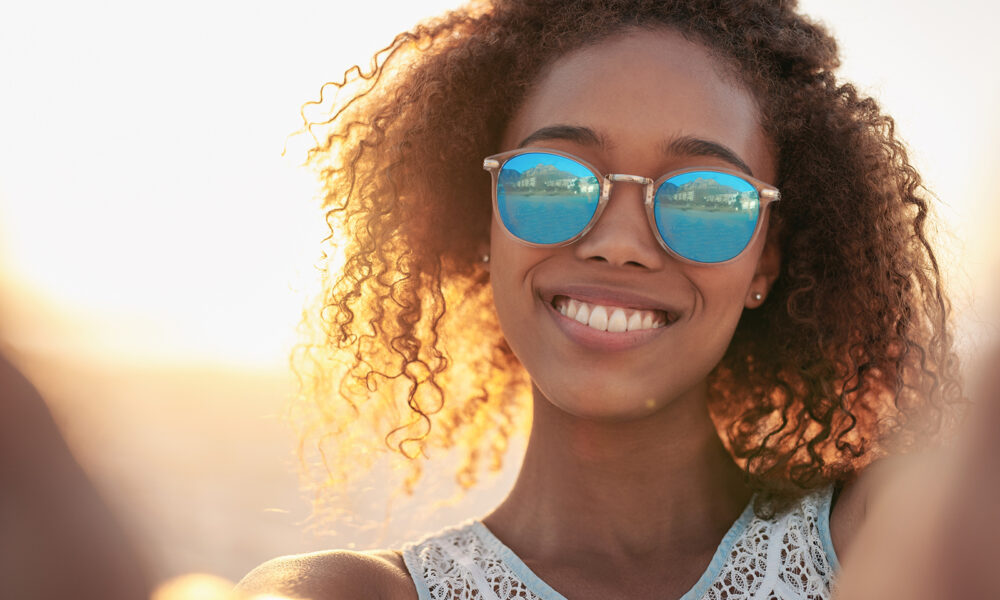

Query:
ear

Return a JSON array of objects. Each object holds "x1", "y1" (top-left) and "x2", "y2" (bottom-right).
[{"x1": 745, "y1": 222, "x2": 782, "y2": 309}]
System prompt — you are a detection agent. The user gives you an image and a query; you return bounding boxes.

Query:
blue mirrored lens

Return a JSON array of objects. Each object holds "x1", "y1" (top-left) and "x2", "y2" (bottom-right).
[
  {"x1": 653, "y1": 171, "x2": 760, "y2": 263},
  {"x1": 496, "y1": 153, "x2": 600, "y2": 244}
]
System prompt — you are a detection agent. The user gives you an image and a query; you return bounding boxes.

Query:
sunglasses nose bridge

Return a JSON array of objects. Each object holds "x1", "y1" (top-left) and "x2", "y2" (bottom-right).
[
  {"x1": 603, "y1": 173, "x2": 655, "y2": 205},
  {"x1": 575, "y1": 172, "x2": 664, "y2": 269}
]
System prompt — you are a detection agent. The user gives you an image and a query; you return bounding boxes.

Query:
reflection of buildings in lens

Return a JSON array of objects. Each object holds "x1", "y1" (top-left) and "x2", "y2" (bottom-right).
[
  {"x1": 501, "y1": 163, "x2": 598, "y2": 196},
  {"x1": 664, "y1": 178, "x2": 755, "y2": 211}
]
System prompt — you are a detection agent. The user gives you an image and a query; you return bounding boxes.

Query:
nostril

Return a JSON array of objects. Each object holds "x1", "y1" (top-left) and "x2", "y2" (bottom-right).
[
  {"x1": 572, "y1": 197, "x2": 665, "y2": 270},
  {"x1": 582, "y1": 250, "x2": 656, "y2": 269}
]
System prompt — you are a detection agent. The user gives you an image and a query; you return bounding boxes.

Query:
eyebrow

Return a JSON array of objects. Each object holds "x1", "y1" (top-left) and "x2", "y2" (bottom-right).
[
  {"x1": 517, "y1": 125, "x2": 605, "y2": 149},
  {"x1": 662, "y1": 136, "x2": 754, "y2": 176},
  {"x1": 517, "y1": 125, "x2": 754, "y2": 176}
]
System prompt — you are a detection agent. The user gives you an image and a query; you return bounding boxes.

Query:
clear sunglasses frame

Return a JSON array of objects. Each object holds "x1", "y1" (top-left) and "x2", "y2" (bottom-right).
[{"x1": 483, "y1": 148, "x2": 781, "y2": 266}]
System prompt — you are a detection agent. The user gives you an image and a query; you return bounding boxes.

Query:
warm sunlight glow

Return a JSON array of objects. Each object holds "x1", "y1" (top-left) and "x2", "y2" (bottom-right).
[
  {"x1": 2, "y1": 0, "x2": 997, "y2": 591},
  {"x1": 0, "y1": 0, "x2": 466, "y2": 369},
  {"x1": 2, "y1": 0, "x2": 997, "y2": 369},
  {"x1": 798, "y1": 0, "x2": 1000, "y2": 354},
  {"x1": 151, "y1": 573, "x2": 297, "y2": 600},
  {"x1": 2, "y1": 0, "x2": 995, "y2": 370},
  {"x1": 151, "y1": 574, "x2": 236, "y2": 600}
]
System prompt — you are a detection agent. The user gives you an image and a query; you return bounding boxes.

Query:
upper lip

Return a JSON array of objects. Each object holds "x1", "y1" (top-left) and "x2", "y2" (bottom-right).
[{"x1": 538, "y1": 283, "x2": 683, "y2": 317}]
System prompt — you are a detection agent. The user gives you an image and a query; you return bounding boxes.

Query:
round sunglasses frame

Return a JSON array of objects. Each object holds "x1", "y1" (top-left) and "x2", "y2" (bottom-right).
[{"x1": 483, "y1": 148, "x2": 781, "y2": 265}]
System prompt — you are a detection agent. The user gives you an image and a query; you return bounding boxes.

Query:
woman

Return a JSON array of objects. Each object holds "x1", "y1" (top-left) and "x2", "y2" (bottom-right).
[{"x1": 238, "y1": 1, "x2": 972, "y2": 598}]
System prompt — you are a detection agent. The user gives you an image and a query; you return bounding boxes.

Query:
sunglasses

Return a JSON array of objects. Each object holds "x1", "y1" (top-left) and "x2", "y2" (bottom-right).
[{"x1": 483, "y1": 149, "x2": 780, "y2": 264}]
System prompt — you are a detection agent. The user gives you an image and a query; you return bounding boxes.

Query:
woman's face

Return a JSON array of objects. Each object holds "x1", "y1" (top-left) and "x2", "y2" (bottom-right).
[{"x1": 490, "y1": 29, "x2": 780, "y2": 420}]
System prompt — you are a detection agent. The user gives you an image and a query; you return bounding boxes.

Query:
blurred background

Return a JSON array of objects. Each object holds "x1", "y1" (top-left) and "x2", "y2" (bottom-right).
[{"x1": 1, "y1": 0, "x2": 998, "y2": 593}]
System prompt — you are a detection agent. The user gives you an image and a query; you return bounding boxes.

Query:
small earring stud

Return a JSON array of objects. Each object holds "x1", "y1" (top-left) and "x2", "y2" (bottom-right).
[
  {"x1": 751, "y1": 292, "x2": 763, "y2": 302},
  {"x1": 481, "y1": 254, "x2": 490, "y2": 264}
]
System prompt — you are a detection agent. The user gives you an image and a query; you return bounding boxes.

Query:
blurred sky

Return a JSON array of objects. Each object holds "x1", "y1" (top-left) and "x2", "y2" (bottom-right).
[
  {"x1": 2, "y1": 0, "x2": 999, "y2": 370},
  {"x1": 0, "y1": 0, "x2": 468, "y2": 368}
]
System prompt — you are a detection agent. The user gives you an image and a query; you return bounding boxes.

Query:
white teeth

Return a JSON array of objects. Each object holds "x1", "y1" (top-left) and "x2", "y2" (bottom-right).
[
  {"x1": 588, "y1": 305, "x2": 608, "y2": 330},
  {"x1": 566, "y1": 298, "x2": 580, "y2": 320},
  {"x1": 607, "y1": 308, "x2": 628, "y2": 333},
  {"x1": 554, "y1": 297, "x2": 670, "y2": 333}
]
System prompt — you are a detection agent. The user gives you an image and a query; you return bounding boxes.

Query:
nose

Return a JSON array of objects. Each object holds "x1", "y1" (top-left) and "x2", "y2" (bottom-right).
[{"x1": 573, "y1": 179, "x2": 666, "y2": 269}]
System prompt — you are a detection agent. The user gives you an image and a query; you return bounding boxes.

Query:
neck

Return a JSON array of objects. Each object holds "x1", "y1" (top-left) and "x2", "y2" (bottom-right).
[{"x1": 485, "y1": 381, "x2": 750, "y2": 567}]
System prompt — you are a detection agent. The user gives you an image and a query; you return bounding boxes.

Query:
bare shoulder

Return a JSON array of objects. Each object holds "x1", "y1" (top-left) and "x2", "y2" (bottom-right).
[
  {"x1": 235, "y1": 549, "x2": 417, "y2": 600},
  {"x1": 829, "y1": 454, "x2": 919, "y2": 560}
]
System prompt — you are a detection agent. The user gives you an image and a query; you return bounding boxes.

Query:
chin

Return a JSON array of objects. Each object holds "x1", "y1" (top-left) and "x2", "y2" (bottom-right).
[{"x1": 535, "y1": 381, "x2": 670, "y2": 422}]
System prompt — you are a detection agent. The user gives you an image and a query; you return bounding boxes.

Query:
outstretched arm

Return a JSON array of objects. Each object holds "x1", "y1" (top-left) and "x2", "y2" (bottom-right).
[
  {"x1": 835, "y1": 345, "x2": 1000, "y2": 600},
  {"x1": 0, "y1": 351, "x2": 151, "y2": 600}
]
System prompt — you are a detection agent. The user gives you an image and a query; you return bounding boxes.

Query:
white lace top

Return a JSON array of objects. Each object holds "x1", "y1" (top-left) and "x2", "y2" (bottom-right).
[{"x1": 402, "y1": 488, "x2": 840, "y2": 600}]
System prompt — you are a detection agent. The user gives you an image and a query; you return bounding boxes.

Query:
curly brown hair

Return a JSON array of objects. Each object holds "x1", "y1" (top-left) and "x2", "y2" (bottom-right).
[{"x1": 292, "y1": 0, "x2": 963, "y2": 509}]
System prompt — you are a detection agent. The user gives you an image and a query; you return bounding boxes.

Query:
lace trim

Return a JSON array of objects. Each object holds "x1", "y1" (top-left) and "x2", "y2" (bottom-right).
[
  {"x1": 468, "y1": 521, "x2": 570, "y2": 600},
  {"x1": 701, "y1": 489, "x2": 838, "y2": 600},
  {"x1": 402, "y1": 487, "x2": 838, "y2": 600},
  {"x1": 817, "y1": 488, "x2": 841, "y2": 572}
]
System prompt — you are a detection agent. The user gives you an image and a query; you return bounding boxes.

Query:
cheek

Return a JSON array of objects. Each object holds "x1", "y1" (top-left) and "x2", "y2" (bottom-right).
[
  {"x1": 693, "y1": 232, "x2": 768, "y2": 313},
  {"x1": 489, "y1": 221, "x2": 532, "y2": 336},
  {"x1": 489, "y1": 218, "x2": 505, "y2": 258},
  {"x1": 489, "y1": 220, "x2": 513, "y2": 296},
  {"x1": 701, "y1": 275, "x2": 750, "y2": 311},
  {"x1": 686, "y1": 252, "x2": 761, "y2": 325}
]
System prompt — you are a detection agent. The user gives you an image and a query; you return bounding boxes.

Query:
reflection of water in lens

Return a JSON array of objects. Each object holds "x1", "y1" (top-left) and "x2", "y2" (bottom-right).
[
  {"x1": 498, "y1": 194, "x2": 597, "y2": 244},
  {"x1": 655, "y1": 207, "x2": 757, "y2": 262}
]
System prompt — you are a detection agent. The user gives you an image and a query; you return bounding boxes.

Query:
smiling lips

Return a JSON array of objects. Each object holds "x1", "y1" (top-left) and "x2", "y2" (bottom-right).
[{"x1": 552, "y1": 295, "x2": 671, "y2": 333}]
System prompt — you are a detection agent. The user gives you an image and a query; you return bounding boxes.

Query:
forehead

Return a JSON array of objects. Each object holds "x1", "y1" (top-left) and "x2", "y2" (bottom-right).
[{"x1": 503, "y1": 29, "x2": 774, "y2": 179}]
